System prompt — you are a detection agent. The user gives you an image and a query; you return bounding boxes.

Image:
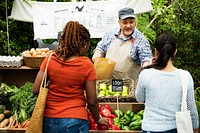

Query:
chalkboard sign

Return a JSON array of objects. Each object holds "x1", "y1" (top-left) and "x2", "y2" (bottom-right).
[{"x1": 112, "y1": 79, "x2": 123, "y2": 92}]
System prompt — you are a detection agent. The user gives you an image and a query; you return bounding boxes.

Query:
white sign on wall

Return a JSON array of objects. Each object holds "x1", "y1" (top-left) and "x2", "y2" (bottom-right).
[
  {"x1": 32, "y1": 1, "x2": 125, "y2": 39},
  {"x1": 10, "y1": 0, "x2": 153, "y2": 39}
]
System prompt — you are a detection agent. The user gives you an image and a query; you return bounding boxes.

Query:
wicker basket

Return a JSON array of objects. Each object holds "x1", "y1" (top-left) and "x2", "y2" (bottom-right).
[
  {"x1": 23, "y1": 56, "x2": 45, "y2": 68},
  {"x1": 96, "y1": 79, "x2": 138, "y2": 102}
]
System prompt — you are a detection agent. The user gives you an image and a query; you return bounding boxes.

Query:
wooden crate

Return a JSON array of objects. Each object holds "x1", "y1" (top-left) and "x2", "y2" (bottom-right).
[{"x1": 96, "y1": 79, "x2": 138, "y2": 102}]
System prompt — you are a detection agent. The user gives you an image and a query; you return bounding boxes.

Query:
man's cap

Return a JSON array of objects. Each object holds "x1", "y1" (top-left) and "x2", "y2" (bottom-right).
[{"x1": 118, "y1": 7, "x2": 136, "y2": 20}]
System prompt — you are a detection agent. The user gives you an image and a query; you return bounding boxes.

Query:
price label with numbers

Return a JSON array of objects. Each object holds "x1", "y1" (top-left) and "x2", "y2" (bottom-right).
[{"x1": 112, "y1": 79, "x2": 123, "y2": 92}]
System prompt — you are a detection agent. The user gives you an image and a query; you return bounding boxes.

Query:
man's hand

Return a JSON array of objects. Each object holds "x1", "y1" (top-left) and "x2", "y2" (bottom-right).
[
  {"x1": 92, "y1": 51, "x2": 103, "y2": 62},
  {"x1": 142, "y1": 57, "x2": 156, "y2": 69}
]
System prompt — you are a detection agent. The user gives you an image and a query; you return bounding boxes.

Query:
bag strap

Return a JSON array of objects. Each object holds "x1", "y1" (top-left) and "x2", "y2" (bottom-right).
[
  {"x1": 178, "y1": 69, "x2": 189, "y2": 112},
  {"x1": 40, "y1": 52, "x2": 53, "y2": 88}
]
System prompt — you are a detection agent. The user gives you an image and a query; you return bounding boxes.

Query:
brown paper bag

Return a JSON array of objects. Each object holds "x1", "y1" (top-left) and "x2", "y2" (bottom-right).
[{"x1": 94, "y1": 58, "x2": 116, "y2": 80}]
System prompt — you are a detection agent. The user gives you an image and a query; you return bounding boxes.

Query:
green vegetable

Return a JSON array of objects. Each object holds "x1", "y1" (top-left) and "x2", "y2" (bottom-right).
[
  {"x1": 113, "y1": 117, "x2": 119, "y2": 125},
  {"x1": 114, "y1": 109, "x2": 123, "y2": 118},
  {"x1": 125, "y1": 110, "x2": 133, "y2": 116},
  {"x1": 137, "y1": 110, "x2": 144, "y2": 119},
  {"x1": 129, "y1": 120, "x2": 142, "y2": 130},
  {"x1": 122, "y1": 125, "x2": 129, "y2": 130},
  {"x1": 125, "y1": 110, "x2": 134, "y2": 119},
  {"x1": 129, "y1": 125, "x2": 141, "y2": 130},
  {"x1": 131, "y1": 114, "x2": 142, "y2": 122},
  {"x1": 8, "y1": 82, "x2": 37, "y2": 123},
  {"x1": 129, "y1": 112, "x2": 134, "y2": 119}
]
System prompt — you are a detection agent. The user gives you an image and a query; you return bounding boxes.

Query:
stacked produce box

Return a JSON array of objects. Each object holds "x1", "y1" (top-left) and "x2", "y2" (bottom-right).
[{"x1": 0, "y1": 56, "x2": 23, "y2": 67}]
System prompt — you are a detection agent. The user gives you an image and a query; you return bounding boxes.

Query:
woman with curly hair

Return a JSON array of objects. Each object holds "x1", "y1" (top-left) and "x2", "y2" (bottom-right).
[{"x1": 33, "y1": 21, "x2": 108, "y2": 133}]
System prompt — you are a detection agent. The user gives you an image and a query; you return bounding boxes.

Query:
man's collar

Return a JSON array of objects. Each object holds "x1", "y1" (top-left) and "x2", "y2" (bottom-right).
[{"x1": 114, "y1": 27, "x2": 136, "y2": 39}]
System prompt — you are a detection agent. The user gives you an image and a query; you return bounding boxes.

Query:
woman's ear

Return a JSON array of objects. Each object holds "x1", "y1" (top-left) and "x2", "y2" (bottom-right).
[
  {"x1": 154, "y1": 48, "x2": 159, "y2": 58},
  {"x1": 173, "y1": 49, "x2": 177, "y2": 56}
]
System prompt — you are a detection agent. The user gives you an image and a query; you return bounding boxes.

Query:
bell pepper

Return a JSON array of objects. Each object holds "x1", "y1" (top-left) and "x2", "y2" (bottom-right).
[
  {"x1": 113, "y1": 117, "x2": 119, "y2": 125},
  {"x1": 129, "y1": 125, "x2": 141, "y2": 130},
  {"x1": 119, "y1": 115, "x2": 131, "y2": 126},
  {"x1": 90, "y1": 123, "x2": 100, "y2": 130},
  {"x1": 110, "y1": 114, "x2": 117, "y2": 119},
  {"x1": 129, "y1": 120, "x2": 142, "y2": 130},
  {"x1": 100, "y1": 107, "x2": 112, "y2": 118},
  {"x1": 89, "y1": 118, "x2": 95, "y2": 127},
  {"x1": 100, "y1": 125, "x2": 108, "y2": 130},
  {"x1": 137, "y1": 110, "x2": 144, "y2": 118},
  {"x1": 125, "y1": 110, "x2": 133, "y2": 116},
  {"x1": 111, "y1": 125, "x2": 120, "y2": 130},
  {"x1": 99, "y1": 105, "x2": 103, "y2": 111},
  {"x1": 108, "y1": 118, "x2": 114, "y2": 128},
  {"x1": 114, "y1": 109, "x2": 123, "y2": 118},
  {"x1": 129, "y1": 112, "x2": 134, "y2": 119},
  {"x1": 103, "y1": 105, "x2": 112, "y2": 113},
  {"x1": 131, "y1": 114, "x2": 142, "y2": 122},
  {"x1": 122, "y1": 125, "x2": 130, "y2": 130}
]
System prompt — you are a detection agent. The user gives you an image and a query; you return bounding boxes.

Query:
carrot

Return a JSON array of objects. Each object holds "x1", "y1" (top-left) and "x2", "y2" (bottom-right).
[
  {"x1": 0, "y1": 118, "x2": 9, "y2": 128},
  {"x1": 23, "y1": 120, "x2": 29, "y2": 128},
  {"x1": 0, "y1": 114, "x2": 5, "y2": 122},
  {"x1": 22, "y1": 119, "x2": 29, "y2": 128},
  {"x1": 17, "y1": 122, "x2": 21, "y2": 128}
]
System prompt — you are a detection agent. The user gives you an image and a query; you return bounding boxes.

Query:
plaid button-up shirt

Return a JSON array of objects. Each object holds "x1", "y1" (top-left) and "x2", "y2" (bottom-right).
[{"x1": 94, "y1": 27, "x2": 153, "y2": 66}]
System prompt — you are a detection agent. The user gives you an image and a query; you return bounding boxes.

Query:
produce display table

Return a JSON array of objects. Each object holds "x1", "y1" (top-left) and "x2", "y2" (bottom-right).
[
  {"x1": 0, "y1": 129, "x2": 142, "y2": 133},
  {"x1": 0, "y1": 66, "x2": 144, "y2": 133}
]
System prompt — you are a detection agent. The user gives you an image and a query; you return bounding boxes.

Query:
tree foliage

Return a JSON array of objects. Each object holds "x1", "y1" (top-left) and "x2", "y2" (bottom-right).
[{"x1": 0, "y1": 0, "x2": 199, "y2": 87}]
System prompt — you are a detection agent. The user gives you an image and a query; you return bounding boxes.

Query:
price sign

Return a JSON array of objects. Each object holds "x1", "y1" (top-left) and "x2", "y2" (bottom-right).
[{"x1": 112, "y1": 79, "x2": 123, "y2": 92}]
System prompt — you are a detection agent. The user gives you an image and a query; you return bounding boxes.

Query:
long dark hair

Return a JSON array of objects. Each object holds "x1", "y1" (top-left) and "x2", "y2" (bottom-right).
[
  {"x1": 149, "y1": 33, "x2": 176, "y2": 70},
  {"x1": 55, "y1": 21, "x2": 90, "y2": 60}
]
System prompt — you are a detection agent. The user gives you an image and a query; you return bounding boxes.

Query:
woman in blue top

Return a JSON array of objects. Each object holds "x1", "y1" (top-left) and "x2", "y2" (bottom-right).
[{"x1": 135, "y1": 33, "x2": 199, "y2": 133}]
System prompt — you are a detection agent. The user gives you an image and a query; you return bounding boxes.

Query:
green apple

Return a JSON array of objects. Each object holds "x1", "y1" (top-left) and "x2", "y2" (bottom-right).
[
  {"x1": 108, "y1": 85, "x2": 112, "y2": 90},
  {"x1": 122, "y1": 92, "x2": 129, "y2": 97},
  {"x1": 109, "y1": 91, "x2": 116, "y2": 96},
  {"x1": 99, "y1": 83, "x2": 107, "y2": 91},
  {"x1": 113, "y1": 93, "x2": 120, "y2": 97},
  {"x1": 123, "y1": 86, "x2": 128, "y2": 92},
  {"x1": 98, "y1": 93, "x2": 105, "y2": 97},
  {"x1": 99, "y1": 90, "x2": 106, "y2": 96}
]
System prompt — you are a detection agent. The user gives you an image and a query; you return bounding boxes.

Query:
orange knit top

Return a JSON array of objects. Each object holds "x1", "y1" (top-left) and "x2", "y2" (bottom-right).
[{"x1": 40, "y1": 53, "x2": 96, "y2": 120}]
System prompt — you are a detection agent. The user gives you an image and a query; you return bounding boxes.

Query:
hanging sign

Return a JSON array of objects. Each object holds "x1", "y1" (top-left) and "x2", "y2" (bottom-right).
[
  {"x1": 32, "y1": 0, "x2": 125, "y2": 39},
  {"x1": 112, "y1": 79, "x2": 123, "y2": 92},
  {"x1": 9, "y1": 0, "x2": 153, "y2": 39}
]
